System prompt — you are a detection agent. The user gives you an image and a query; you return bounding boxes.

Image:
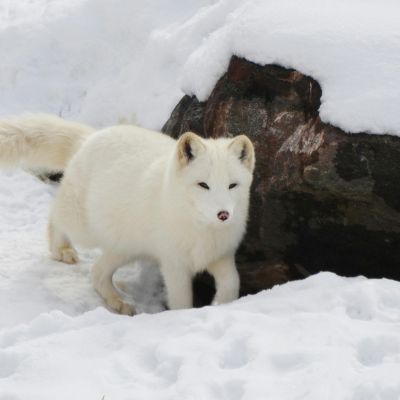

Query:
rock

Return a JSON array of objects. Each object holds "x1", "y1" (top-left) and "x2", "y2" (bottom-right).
[{"x1": 163, "y1": 56, "x2": 400, "y2": 295}]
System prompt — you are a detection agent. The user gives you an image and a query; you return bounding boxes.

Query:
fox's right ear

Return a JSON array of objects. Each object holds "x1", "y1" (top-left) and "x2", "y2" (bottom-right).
[{"x1": 176, "y1": 132, "x2": 205, "y2": 167}]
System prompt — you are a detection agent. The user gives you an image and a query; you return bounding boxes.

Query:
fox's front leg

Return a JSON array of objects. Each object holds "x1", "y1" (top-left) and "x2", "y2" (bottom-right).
[
  {"x1": 207, "y1": 255, "x2": 240, "y2": 305},
  {"x1": 161, "y1": 261, "x2": 193, "y2": 310}
]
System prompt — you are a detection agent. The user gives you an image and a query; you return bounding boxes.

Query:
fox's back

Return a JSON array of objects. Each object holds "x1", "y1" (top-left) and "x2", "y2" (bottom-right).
[
  {"x1": 76, "y1": 124, "x2": 174, "y2": 167},
  {"x1": 61, "y1": 125, "x2": 176, "y2": 254}
]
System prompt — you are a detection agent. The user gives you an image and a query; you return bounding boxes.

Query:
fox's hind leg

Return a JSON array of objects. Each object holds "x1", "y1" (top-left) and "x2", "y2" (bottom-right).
[
  {"x1": 48, "y1": 220, "x2": 79, "y2": 264},
  {"x1": 91, "y1": 252, "x2": 136, "y2": 316}
]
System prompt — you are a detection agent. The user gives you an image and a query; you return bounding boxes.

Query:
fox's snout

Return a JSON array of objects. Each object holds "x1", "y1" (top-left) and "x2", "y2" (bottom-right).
[{"x1": 217, "y1": 210, "x2": 230, "y2": 222}]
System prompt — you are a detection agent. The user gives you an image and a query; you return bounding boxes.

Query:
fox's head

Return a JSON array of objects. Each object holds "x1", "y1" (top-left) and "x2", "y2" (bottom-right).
[{"x1": 173, "y1": 132, "x2": 255, "y2": 227}]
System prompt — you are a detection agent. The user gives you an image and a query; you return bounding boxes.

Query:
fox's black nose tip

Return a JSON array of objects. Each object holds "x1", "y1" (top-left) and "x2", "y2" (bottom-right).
[{"x1": 217, "y1": 210, "x2": 230, "y2": 221}]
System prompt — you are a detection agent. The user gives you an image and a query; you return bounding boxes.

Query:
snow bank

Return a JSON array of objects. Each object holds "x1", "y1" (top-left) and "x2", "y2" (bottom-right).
[
  {"x1": 1, "y1": 0, "x2": 400, "y2": 134},
  {"x1": 1, "y1": 267, "x2": 400, "y2": 399}
]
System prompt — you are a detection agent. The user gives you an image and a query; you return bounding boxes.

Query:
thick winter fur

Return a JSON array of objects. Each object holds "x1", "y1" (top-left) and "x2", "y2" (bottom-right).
[
  {"x1": 0, "y1": 114, "x2": 255, "y2": 315},
  {"x1": 0, "y1": 113, "x2": 94, "y2": 172}
]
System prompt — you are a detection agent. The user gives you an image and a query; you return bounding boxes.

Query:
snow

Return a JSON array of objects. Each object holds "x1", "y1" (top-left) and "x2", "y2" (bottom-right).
[
  {"x1": 1, "y1": 0, "x2": 400, "y2": 134},
  {"x1": 2, "y1": 1, "x2": 400, "y2": 398},
  {"x1": 1, "y1": 172, "x2": 400, "y2": 400},
  {"x1": 1, "y1": 171, "x2": 400, "y2": 399}
]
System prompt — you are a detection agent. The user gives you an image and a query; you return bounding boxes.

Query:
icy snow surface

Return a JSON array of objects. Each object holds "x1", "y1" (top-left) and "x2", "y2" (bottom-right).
[
  {"x1": 1, "y1": 169, "x2": 400, "y2": 399},
  {"x1": 1, "y1": 0, "x2": 400, "y2": 134}
]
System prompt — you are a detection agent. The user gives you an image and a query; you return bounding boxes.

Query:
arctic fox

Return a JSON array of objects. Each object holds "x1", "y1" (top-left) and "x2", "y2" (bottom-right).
[{"x1": 0, "y1": 113, "x2": 255, "y2": 315}]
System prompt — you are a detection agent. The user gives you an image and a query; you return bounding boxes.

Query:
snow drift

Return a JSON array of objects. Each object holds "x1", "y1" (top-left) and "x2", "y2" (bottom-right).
[{"x1": 1, "y1": 0, "x2": 400, "y2": 134}]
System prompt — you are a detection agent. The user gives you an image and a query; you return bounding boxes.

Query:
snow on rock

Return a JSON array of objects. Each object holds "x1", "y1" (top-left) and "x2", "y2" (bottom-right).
[{"x1": 1, "y1": 0, "x2": 400, "y2": 134}]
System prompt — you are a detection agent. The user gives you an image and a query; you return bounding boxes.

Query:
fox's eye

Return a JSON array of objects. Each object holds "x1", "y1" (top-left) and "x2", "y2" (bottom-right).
[
  {"x1": 229, "y1": 183, "x2": 238, "y2": 189},
  {"x1": 198, "y1": 182, "x2": 210, "y2": 190}
]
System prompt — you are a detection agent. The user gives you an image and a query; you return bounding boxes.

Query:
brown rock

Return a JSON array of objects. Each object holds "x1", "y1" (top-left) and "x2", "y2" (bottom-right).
[{"x1": 163, "y1": 56, "x2": 400, "y2": 295}]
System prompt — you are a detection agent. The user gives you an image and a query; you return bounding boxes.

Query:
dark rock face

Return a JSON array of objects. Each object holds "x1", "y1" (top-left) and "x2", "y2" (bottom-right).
[{"x1": 163, "y1": 56, "x2": 400, "y2": 295}]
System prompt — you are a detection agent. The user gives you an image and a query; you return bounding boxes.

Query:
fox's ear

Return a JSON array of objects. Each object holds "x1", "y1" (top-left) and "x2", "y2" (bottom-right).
[
  {"x1": 228, "y1": 135, "x2": 255, "y2": 172},
  {"x1": 176, "y1": 132, "x2": 205, "y2": 167}
]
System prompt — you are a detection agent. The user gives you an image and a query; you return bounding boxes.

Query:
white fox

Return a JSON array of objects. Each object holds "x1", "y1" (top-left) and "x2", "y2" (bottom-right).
[{"x1": 0, "y1": 113, "x2": 255, "y2": 315}]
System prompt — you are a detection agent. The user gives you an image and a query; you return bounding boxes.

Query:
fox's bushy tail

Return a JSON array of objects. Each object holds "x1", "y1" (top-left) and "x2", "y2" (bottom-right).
[{"x1": 0, "y1": 113, "x2": 95, "y2": 172}]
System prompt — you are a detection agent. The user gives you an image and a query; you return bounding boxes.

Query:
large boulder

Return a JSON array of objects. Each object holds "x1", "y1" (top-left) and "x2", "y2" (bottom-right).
[{"x1": 163, "y1": 56, "x2": 400, "y2": 296}]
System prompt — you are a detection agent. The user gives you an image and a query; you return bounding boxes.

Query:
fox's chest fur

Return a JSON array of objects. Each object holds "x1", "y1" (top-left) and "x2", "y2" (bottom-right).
[
  {"x1": 187, "y1": 230, "x2": 242, "y2": 274},
  {"x1": 158, "y1": 219, "x2": 244, "y2": 275}
]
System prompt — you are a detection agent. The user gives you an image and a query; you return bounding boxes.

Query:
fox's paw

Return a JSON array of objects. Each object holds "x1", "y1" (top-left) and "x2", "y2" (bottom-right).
[
  {"x1": 52, "y1": 246, "x2": 79, "y2": 264},
  {"x1": 107, "y1": 295, "x2": 136, "y2": 316}
]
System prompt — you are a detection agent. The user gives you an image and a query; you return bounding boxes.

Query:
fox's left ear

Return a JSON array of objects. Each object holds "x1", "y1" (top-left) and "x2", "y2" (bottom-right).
[
  {"x1": 228, "y1": 135, "x2": 255, "y2": 172},
  {"x1": 176, "y1": 132, "x2": 205, "y2": 167}
]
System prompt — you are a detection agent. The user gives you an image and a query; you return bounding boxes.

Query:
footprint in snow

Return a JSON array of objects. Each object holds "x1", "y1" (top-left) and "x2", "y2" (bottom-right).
[
  {"x1": 270, "y1": 351, "x2": 312, "y2": 371},
  {"x1": 356, "y1": 335, "x2": 400, "y2": 367},
  {"x1": 219, "y1": 337, "x2": 250, "y2": 369},
  {"x1": 352, "y1": 382, "x2": 400, "y2": 400},
  {"x1": 345, "y1": 289, "x2": 375, "y2": 321},
  {"x1": 211, "y1": 379, "x2": 245, "y2": 400}
]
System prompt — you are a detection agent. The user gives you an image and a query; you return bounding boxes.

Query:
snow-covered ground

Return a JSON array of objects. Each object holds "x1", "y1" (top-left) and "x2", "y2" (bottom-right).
[
  {"x1": 1, "y1": 172, "x2": 400, "y2": 399},
  {"x1": 2, "y1": 0, "x2": 400, "y2": 398}
]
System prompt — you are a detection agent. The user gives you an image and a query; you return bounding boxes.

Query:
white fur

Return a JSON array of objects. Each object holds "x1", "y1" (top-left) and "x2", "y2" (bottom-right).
[
  {"x1": 0, "y1": 114, "x2": 255, "y2": 315},
  {"x1": 0, "y1": 113, "x2": 94, "y2": 171}
]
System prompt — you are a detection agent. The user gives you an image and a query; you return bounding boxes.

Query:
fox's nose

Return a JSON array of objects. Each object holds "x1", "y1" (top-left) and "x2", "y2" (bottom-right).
[{"x1": 217, "y1": 210, "x2": 230, "y2": 221}]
